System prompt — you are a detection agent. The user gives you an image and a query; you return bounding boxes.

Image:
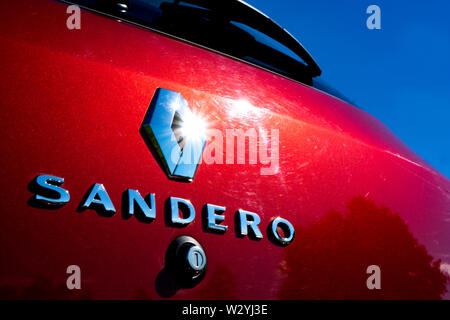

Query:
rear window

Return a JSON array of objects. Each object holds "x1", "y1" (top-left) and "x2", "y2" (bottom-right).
[
  {"x1": 65, "y1": 0, "x2": 321, "y2": 85},
  {"x1": 65, "y1": 1, "x2": 354, "y2": 104}
]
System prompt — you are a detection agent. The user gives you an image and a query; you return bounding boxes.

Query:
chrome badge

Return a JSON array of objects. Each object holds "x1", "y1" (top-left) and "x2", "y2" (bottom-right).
[{"x1": 141, "y1": 88, "x2": 207, "y2": 182}]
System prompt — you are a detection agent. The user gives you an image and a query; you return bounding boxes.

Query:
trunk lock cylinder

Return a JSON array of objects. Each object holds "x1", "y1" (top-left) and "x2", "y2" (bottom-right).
[{"x1": 165, "y1": 236, "x2": 207, "y2": 288}]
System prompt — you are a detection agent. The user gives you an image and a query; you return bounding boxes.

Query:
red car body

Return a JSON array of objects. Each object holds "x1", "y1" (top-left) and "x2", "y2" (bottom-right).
[{"x1": 0, "y1": 0, "x2": 449, "y2": 299}]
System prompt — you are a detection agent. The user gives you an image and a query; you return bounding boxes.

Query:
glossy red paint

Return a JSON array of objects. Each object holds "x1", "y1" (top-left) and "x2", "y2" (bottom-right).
[{"x1": 0, "y1": 0, "x2": 449, "y2": 299}]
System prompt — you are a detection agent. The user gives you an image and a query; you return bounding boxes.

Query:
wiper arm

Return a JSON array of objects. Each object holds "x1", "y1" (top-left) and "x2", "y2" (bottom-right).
[
  {"x1": 63, "y1": 0, "x2": 322, "y2": 82},
  {"x1": 173, "y1": 0, "x2": 321, "y2": 77}
]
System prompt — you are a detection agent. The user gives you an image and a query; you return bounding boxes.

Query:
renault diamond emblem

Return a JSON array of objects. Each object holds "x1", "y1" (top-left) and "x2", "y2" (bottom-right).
[{"x1": 141, "y1": 88, "x2": 207, "y2": 182}]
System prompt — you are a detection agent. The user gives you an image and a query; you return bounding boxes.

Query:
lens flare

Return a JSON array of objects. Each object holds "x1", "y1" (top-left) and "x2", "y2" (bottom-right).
[{"x1": 179, "y1": 112, "x2": 208, "y2": 142}]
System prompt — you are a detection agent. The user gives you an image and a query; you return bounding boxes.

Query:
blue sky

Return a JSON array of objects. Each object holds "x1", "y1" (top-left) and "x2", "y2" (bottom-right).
[{"x1": 248, "y1": 0, "x2": 450, "y2": 178}]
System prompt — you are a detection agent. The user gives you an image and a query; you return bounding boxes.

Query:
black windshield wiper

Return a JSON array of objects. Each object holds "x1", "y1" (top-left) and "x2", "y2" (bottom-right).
[{"x1": 63, "y1": 0, "x2": 322, "y2": 84}]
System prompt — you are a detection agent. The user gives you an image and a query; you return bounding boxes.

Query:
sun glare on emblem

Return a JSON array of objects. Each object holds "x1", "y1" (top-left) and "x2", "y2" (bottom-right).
[{"x1": 141, "y1": 88, "x2": 207, "y2": 182}]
